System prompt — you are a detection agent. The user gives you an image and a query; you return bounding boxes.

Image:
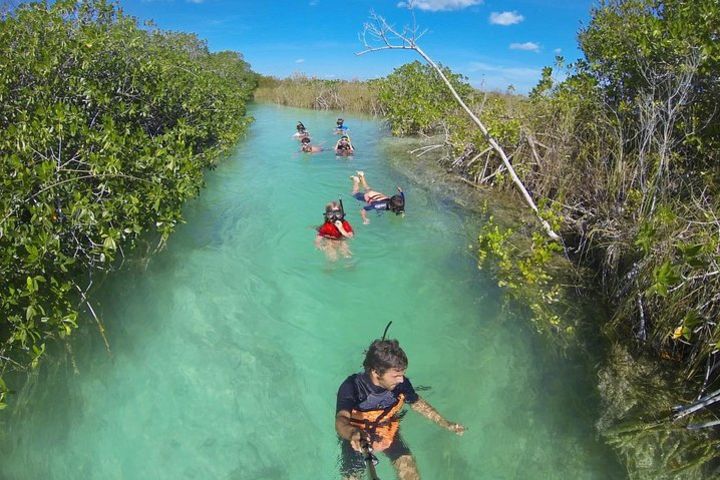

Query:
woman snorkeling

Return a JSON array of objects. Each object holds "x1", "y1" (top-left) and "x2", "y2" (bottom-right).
[
  {"x1": 300, "y1": 136, "x2": 323, "y2": 153},
  {"x1": 335, "y1": 135, "x2": 355, "y2": 155},
  {"x1": 315, "y1": 201, "x2": 353, "y2": 261}
]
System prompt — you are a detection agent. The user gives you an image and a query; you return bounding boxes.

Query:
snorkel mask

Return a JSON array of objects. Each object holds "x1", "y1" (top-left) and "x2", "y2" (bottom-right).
[
  {"x1": 324, "y1": 199, "x2": 346, "y2": 222},
  {"x1": 388, "y1": 195, "x2": 405, "y2": 215},
  {"x1": 324, "y1": 209, "x2": 345, "y2": 222}
]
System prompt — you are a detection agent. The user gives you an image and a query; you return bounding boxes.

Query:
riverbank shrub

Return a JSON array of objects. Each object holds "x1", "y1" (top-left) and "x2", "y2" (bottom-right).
[
  {"x1": 485, "y1": 0, "x2": 720, "y2": 475},
  {"x1": 374, "y1": 61, "x2": 474, "y2": 136},
  {"x1": 0, "y1": 0, "x2": 257, "y2": 408}
]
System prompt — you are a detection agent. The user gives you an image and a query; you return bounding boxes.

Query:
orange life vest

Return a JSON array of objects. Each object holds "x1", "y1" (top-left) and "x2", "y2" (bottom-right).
[{"x1": 349, "y1": 393, "x2": 405, "y2": 452}]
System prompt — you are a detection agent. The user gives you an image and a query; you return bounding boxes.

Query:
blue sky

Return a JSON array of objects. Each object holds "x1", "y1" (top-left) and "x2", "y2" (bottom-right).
[{"x1": 117, "y1": 0, "x2": 595, "y2": 94}]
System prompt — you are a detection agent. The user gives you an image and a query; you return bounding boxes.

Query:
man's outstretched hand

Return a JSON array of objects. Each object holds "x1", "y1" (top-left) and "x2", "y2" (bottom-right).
[{"x1": 447, "y1": 422, "x2": 466, "y2": 436}]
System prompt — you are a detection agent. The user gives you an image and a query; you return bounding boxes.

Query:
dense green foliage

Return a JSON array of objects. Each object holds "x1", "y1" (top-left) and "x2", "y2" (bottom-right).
[
  {"x1": 374, "y1": 61, "x2": 474, "y2": 136},
  {"x1": 475, "y1": 0, "x2": 720, "y2": 476},
  {"x1": 0, "y1": 0, "x2": 257, "y2": 408}
]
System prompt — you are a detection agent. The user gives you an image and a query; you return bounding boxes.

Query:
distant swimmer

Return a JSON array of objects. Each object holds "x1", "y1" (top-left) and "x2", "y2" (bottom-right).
[
  {"x1": 335, "y1": 135, "x2": 354, "y2": 155},
  {"x1": 300, "y1": 136, "x2": 322, "y2": 153},
  {"x1": 335, "y1": 338, "x2": 465, "y2": 480},
  {"x1": 315, "y1": 200, "x2": 353, "y2": 261},
  {"x1": 335, "y1": 117, "x2": 348, "y2": 134},
  {"x1": 350, "y1": 171, "x2": 404, "y2": 224},
  {"x1": 294, "y1": 121, "x2": 309, "y2": 138}
]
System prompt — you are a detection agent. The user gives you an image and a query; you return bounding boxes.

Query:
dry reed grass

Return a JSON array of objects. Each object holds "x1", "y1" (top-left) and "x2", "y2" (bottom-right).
[{"x1": 253, "y1": 74, "x2": 384, "y2": 115}]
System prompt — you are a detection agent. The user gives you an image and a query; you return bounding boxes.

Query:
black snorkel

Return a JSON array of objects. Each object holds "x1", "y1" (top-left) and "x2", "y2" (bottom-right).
[
  {"x1": 381, "y1": 321, "x2": 392, "y2": 341},
  {"x1": 339, "y1": 198, "x2": 346, "y2": 220}
]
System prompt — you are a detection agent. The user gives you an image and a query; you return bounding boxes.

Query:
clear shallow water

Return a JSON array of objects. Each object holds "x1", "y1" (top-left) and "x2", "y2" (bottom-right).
[{"x1": 0, "y1": 104, "x2": 623, "y2": 479}]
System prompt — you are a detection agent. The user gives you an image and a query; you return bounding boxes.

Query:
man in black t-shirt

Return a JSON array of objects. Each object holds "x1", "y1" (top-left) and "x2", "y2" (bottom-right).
[{"x1": 335, "y1": 339, "x2": 465, "y2": 479}]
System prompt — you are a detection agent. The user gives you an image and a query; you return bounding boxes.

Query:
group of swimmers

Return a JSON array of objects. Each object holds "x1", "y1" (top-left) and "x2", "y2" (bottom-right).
[
  {"x1": 295, "y1": 119, "x2": 355, "y2": 155},
  {"x1": 295, "y1": 118, "x2": 406, "y2": 261}
]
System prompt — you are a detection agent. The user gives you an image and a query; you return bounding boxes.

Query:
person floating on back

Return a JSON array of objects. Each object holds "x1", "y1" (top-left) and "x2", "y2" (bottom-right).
[
  {"x1": 315, "y1": 201, "x2": 353, "y2": 260},
  {"x1": 350, "y1": 171, "x2": 404, "y2": 224},
  {"x1": 335, "y1": 135, "x2": 354, "y2": 155},
  {"x1": 335, "y1": 339, "x2": 465, "y2": 480},
  {"x1": 300, "y1": 136, "x2": 322, "y2": 153}
]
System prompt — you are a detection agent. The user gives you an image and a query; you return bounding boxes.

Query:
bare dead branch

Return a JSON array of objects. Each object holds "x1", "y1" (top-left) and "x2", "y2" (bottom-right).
[{"x1": 357, "y1": 11, "x2": 561, "y2": 241}]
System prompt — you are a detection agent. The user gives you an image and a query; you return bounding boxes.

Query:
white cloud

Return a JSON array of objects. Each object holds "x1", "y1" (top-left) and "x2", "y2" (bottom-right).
[
  {"x1": 510, "y1": 42, "x2": 540, "y2": 52},
  {"x1": 397, "y1": 0, "x2": 483, "y2": 12},
  {"x1": 465, "y1": 61, "x2": 542, "y2": 93},
  {"x1": 187, "y1": 0, "x2": 204, "y2": 3},
  {"x1": 295, "y1": 58, "x2": 305, "y2": 64},
  {"x1": 467, "y1": 62, "x2": 540, "y2": 78},
  {"x1": 489, "y1": 11, "x2": 523, "y2": 26},
  {"x1": 554, "y1": 48, "x2": 562, "y2": 54}
]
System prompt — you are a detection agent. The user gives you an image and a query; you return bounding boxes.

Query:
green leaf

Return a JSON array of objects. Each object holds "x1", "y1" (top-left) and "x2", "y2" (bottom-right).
[
  {"x1": 649, "y1": 261, "x2": 681, "y2": 297},
  {"x1": 103, "y1": 236, "x2": 117, "y2": 251}
]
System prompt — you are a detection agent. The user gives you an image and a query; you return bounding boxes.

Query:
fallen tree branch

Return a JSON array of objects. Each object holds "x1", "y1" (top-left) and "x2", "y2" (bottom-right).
[{"x1": 358, "y1": 10, "x2": 561, "y2": 241}]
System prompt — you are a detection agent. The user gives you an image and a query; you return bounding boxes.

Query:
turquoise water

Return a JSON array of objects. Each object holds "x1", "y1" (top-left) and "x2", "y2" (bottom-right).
[{"x1": 0, "y1": 104, "x2": 623, "y2": 479}]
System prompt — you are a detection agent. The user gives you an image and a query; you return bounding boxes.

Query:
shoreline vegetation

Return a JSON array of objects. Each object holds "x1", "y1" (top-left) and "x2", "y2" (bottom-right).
[
  {"x1": 256, "y1": 1, "x2": 720, "y2": 477},
  {"x1": 0, "y1": 0, "x2": 257, "y2": 410},
  {"x1": 254, "y1": 75, "x2": 384, "y2": 116}
]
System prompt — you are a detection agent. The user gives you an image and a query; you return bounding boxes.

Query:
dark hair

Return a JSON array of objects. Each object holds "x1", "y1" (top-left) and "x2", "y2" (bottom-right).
[
  {"x1": 301, "y1": 136, "x2": 311, "y2": 144},
  {"x1": 388, "y1": 194, "x2": 405, "y2": 214},
  {"x1": 363, "y1": 339, "x2": 408, "y2": 375}
]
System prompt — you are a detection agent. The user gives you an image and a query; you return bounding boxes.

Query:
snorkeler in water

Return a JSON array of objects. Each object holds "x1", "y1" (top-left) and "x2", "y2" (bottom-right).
[
  {"x1": 350, "y1": 171, "x2": 404, "y2": 224},
  {"x1": 335, "y1": 135, "x2": 354, "y2": 155},
  {"x1": 300, "y1": 136, "x2": 323, "y2": 153},
  {"x1": 315, "y1": 200, "x2": 353, "y2": 260},
  {"x1": 294, "y1": 121, "x2": 310, "y2": 139},
  {"x1": 335, "y1": 338, "x2": 465, "y2": 479}
]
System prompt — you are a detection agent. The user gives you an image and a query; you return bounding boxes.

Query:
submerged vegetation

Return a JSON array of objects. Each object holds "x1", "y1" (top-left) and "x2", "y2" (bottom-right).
[
  {"x1": 260, "y1": 0, "x2": 720, "y2": 476},
  {"x1": 0, "y1": 0, "x2": 257, "y2": 408}
]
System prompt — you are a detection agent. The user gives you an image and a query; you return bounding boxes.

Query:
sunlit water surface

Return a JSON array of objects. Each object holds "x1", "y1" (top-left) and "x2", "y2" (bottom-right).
[{"x1": 0, "y1": 104, "x2": 623, "y2": 479}]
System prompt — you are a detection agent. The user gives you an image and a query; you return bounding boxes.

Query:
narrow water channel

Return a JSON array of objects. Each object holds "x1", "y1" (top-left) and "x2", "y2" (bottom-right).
[{"x1": 0, "y1": 104, "x2": 623, "y2": 479}]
